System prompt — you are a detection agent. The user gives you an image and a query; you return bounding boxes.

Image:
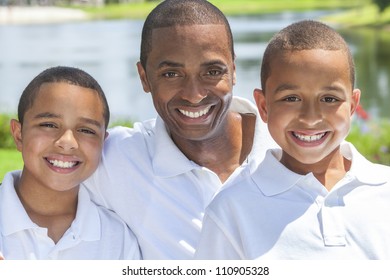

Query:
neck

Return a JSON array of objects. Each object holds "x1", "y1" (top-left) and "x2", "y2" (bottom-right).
[
  {"x1": 281, "y1": 148, "x2": 351, "y2": 191},
  {"x1": 173, "y1": 112, "x2": 255, "y2": 183},
  {"x1": 16, "y1": 175, "x2": 78, "y2": 216},
  {"x1": 15, "y1": 172, "x2": 78, "y2": 243}
]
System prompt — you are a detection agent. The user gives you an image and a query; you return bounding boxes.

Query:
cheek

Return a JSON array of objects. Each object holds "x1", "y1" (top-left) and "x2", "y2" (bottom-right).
[
  {"x1": 331, "y1": 106, "x2": 353, "y2": 129},
  {"x1": 22, "y1": 131, "x2": 51, "y2": 152},
  {"x1": 81, "y1": 140, "x2": 105, "y2": 170}
]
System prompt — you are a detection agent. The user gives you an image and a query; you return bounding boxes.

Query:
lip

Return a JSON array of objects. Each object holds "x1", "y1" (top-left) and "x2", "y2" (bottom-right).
[
  {"x1": 290, "y1": 130, "x2": 329, "y2": 147},
  {"x1": 44, "y1": 155, "x2": 82, "y2": 174},
  {"x1": 176, "y1": 105, "x2": 215, "y2": 122}
]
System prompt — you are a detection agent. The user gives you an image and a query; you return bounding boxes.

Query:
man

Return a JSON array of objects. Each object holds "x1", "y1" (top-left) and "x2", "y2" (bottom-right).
[{"x1": 83, "y1": 0, "x2": 276, "y2": 259}]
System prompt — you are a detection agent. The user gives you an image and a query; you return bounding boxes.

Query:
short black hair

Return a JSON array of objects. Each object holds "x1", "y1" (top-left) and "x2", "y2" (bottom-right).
[
  {"x1": 18, "y1": 66, "x2": 110, "y2": 128},
  {"x1": 140, "y1": 0, "x2": 235, "y2": 68},
  {"x1": 261, "y1": 20, "x2": 355, "y2": 91}
]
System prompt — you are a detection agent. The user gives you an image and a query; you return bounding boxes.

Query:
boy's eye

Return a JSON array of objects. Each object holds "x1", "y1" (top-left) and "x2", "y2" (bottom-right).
[
  {"x1": 322, "y1": 96, "x2": 338, "y2": 103},
  {"x1": 79, "y1": 128, "x2": 96, "y2": 135},
  {"x1": 40, "y1": 123, "x2": 57, "y2": 128}
]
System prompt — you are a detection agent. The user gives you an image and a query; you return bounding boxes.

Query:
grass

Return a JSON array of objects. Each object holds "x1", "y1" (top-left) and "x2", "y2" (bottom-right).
[
  {"x1": 76, "y1": 0, "x2": 372, "y2": 20},
  {"x1": 0, "y1": 148, "x2": 23, "y2": 182},
  {"x1": 322, "y1": 4, "x2": 390, "y2": 27}
]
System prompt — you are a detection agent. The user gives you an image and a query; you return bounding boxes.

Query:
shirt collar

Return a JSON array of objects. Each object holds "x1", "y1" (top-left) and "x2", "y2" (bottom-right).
[
  {"x1": 0, "y1": 171, "x2": 37, "y2": 236},
  {"x1": 252, "y1": 149, "x2": 304, "y2": 196},
  {"x1": 152, "y1": 116, "x2": 198, "y2": 177},
  {"x1": 252, "y1": 142, "x2": 389, "y2": 197},
  {"x1": 0, "y1": 171, "x2": 101, "y2": 242},
  {"x1": 70, "y1": 187, "x2": 101, "y2": 242},
  {"x1": 343, "y1": 141, "x2": 388, "y2": 185},
  {"x1": 152, "y1": 96, "x2": 263, "y2": 177}
]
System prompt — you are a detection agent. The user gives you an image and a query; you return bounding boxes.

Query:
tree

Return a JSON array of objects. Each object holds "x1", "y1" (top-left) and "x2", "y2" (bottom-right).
[{"x1": 373, "y1": 0, "x2": 390, "y2": 13}]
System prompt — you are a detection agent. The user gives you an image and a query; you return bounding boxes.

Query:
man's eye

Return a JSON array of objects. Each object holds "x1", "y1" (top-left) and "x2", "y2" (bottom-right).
[
  {"x1": 283, "y1": 96, "x2": 300, "y2": 102},
  {"x1": 208, "y1": 70, "x2": 221, "y2": 76},
  {"x1": 163, "y1": 72, "x2": 178, "y2": 78}
]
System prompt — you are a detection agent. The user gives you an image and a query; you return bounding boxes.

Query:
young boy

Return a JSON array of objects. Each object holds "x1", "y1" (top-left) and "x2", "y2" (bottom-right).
[
  {"x1": 0, "y1": 66, "x2": 141, "y2": 259},
  {"x1": 195, "y1": 20, "x2": 390, "y2": 259}
]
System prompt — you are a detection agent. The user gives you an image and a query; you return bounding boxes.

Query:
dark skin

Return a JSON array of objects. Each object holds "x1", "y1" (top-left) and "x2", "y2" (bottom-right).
[
  {"x1": 137, "y1": 25, "x2": 256, "y2": 183},
  {"x1": 174, "y1": 112, "x2": 255, "y2": 183},
  {"x1": 15, "y1": 181, "x2": 78, "y2": 244}
]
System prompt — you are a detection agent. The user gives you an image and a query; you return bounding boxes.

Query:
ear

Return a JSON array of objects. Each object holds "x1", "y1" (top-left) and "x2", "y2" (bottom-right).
[
  {"x1": 10, "y1": 119, "x2": 23, "y2": 152},
  {"x1": 253, "y1": 88, "x2": 268, "y2": 123},
  {"x1": 136, "y1": 62, "x2": 151, "y2": 93},
  {"x1": 232, "y1": 62, "x2": 236, "y2": 86},
  {"x1": 104, "y1": 131, "x2": 109, "y2": 140},
  {"x1": 350, "y1": 89, "x2": 361, "y2": 116}
]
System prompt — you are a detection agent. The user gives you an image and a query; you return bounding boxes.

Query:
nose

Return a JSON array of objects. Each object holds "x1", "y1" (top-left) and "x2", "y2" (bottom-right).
[
  {"x1": 55, "y1": 129, "x2": 78, "y2": 150},
  {"x1": 298, "y1": 101, "x2": 323, "y2": 127},
  {"x1": 181, "y1": 76, "x2": 207, "y2": 104}
]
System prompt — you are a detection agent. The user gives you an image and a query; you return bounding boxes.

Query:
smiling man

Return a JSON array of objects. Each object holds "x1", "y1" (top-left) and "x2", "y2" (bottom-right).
[{"x1": 83, "y1": 0, "x2": 276, "y2": 260}]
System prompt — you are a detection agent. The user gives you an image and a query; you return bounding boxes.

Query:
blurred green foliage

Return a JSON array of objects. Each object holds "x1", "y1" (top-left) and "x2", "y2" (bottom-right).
[{"x1": 347, "y1": 118, "x2": 390, "y2": 166}]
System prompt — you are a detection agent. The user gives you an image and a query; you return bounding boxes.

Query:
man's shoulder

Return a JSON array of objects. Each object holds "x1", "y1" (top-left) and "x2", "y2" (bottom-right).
[{"x1": 106, "y1": 118, "x2": 157, "y2": 144}]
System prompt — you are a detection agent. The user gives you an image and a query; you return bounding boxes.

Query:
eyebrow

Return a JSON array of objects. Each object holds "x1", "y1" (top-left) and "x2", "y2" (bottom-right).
[
  {"x1": 201, "y1": 59, "x2": 228, "y2": 68},
  {"x1": 273, "y1": 84, "x2": 346, "y2": 95},
  {"x1": 34, "y1": 112, "x2": 60, "y2": 119},
  {"x1": 158, "y1": 59, "x2": 227, "y2": 69},
  {"x1": 273, "y1": 84, "x2": 299, "y2": 94},
  {"x1": 322, "y1": 85, "x2": 345, "y2": 92},
  {"x1": 34, "y1": 112, "x2": 103, "y2": 128},
  {"x1": 158, "y1": 60, "x2": 184, "y2": 69}
]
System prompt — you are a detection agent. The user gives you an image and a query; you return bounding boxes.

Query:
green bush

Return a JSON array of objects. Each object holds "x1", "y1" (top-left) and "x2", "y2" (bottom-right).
[
  {"x1": 347, "y1": 118, "x2": 390, "y2": 165},
  {"x1": 0, "y1": 114, "x2": 16, "y2": 149}
]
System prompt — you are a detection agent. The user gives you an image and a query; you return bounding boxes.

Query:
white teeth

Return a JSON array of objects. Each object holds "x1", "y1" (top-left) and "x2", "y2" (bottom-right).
[
  {"x1": 49, "y1": 159, "x2": 77, "y2": 169},
  {"x1": 179, "y1": 106, "x2": 211, "y2": 119},
  {"x1": 293, "y1": 132, "x2": 326, "y2": 142}
]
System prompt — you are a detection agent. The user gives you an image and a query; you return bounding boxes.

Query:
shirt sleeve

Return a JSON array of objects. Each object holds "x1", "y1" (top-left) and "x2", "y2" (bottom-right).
[{"x1": 195, "y1": 210, "x2": 244, "y2": 260}]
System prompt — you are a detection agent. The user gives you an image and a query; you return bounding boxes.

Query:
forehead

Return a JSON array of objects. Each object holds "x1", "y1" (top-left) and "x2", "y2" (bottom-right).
[
  {"x1": 30, "y1": 82, "x2": 103, "y2": 113},
  {"x1": 148, "y1": 24, "x2": 232, "y2": 65},
  {"x1": 271, "y1": 49, "x2": 350, "y2": 77},
  {"x1": 266, "y1": 49, "x2": 352, "y2": 89}
]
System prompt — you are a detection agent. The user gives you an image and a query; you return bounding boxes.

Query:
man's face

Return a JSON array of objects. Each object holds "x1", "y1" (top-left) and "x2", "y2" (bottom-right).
[{"x1": 137, "y1": 24, "x2": 236, "y2": 142}]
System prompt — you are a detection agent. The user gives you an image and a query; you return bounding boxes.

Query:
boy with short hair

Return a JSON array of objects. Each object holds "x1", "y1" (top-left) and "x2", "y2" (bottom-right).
[
  {"x1": 0, "y1": 66, "x2": 141, "y2": 259},
  {"x1": 195, "y1": 20, "x2": 390, "y2": 259}
]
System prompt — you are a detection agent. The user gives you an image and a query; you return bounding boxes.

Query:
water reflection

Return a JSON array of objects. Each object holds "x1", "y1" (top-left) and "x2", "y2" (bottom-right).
[
  {"x1": 340, "y1": 27, "x2": 390, "y2": 119},
  {"x1": 0, "y1": 11, "x2": 389, "y2": 123}
]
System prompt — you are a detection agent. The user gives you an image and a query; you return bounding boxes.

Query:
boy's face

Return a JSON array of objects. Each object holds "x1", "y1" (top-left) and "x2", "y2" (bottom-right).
[
  {"x1": 254, "y1": 49, "x2": 360, "y2": 173},
  {"x1": 137, "y1": 24, "x2": 236, "y2": 143},
  {"x1": 11, "y1": 82, "x2": 107, "y2": 192}
]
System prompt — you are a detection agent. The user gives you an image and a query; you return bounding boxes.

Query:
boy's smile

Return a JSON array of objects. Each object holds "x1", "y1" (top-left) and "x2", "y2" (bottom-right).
[
  {"x1": 11, "y1": 82, "x2": 107, "y2": 193},
  {"x1": 255, "y1": 49, "x2": 360, "y2": 174}
]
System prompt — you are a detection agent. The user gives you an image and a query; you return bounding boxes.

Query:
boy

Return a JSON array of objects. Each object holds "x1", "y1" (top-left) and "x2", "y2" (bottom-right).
[
  {"x1": 0, "y1": 66, "x2": 141, "y2": 259},
  {"x1": 195, "y1": 20, "x2": 390, "y2": 259}
]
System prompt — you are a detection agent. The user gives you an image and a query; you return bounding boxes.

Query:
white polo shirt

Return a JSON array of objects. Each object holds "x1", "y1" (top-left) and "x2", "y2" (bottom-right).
[
  {"x1": 195, "y1": 142, "x2": 390, "y2": 259},
  {"x1": 0, "y1": 171, "x2": 141, "y2": 260},
  {"x1": 83, "y1": 96, "x2": 277, "y2": 259}
]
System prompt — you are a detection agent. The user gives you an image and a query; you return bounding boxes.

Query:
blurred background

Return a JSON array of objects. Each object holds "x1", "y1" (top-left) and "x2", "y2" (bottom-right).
[{"x1": 1, "y1": 0, "x2": 389, "y2": 178}]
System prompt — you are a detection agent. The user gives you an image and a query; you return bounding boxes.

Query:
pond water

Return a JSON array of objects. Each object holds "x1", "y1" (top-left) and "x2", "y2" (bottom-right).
[{"x1": 0, "y1": 10, "x2": 389, "y2": 123}]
